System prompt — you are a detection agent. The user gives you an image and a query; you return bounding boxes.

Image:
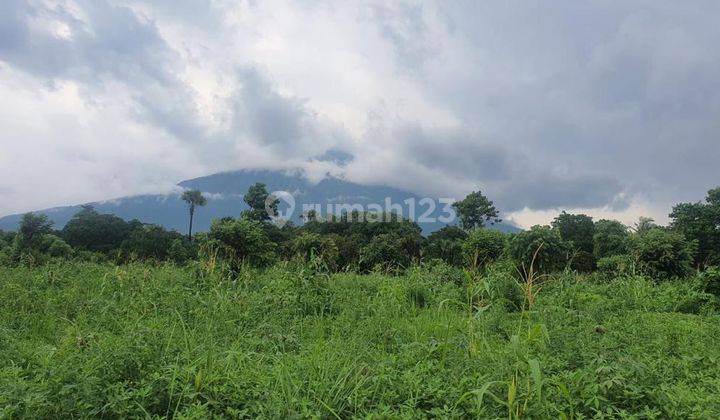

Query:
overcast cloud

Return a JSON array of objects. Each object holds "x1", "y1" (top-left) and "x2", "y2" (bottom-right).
[{"x1": 0, "y1": 0, "x2": 718, "y2": 227}]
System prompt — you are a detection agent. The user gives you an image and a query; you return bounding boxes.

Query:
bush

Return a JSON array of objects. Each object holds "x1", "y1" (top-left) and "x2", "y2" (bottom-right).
[
  {"x1": 462, "y1": 228, "x2": 506, "y2": 269},
  {"x1": 0, "y1": 245, "x2": 11, "y2": 266},
  {"x1": 597, "y1": 254, "x2": 635, "y2": 278},
  {"x1": 292, "y1": 232, "x2": 340, "y2": 270},
  {"x1": 360, "y1": 233, "x2": 418, "y2": 273},
  {"x1": 631, "y1": 228, "x2": 696, "y2": 279},
  {"x1": 168, "y1": 239, "x2": 193, "y2": 264},
  {"x1": 699, "y1": 267, "x2": 720, "y2": 296},
  {"x1": 508, "y1": 226, "x2": 571, "y2": 274},
  {"x1": 41, "y1": 234, "x2": 73, "y2": 258},
  {"x1": 120, "y1": 224, "x2": 183, "y2": 261},
  {"x1": 423, "y1": 226, "x2": 467, "y2": 266},
  {"x1": 208, "y1": 218, "x2": 277, "y2": 268},
  {"x1": 418, "y1": 259, "x2": 467, "y2": 286},
  {"x1": 593, "y1": 219, "x2": 630, "y2": 259},
  {"x1": 61, "y1": 206, "x2": 132, "y2": 253},
  {"x1": 472, "y1": 260, "x2": 524, "y2": 311}
]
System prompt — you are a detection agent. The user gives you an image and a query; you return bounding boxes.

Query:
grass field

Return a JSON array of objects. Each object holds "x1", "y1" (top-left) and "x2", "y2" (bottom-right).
[{"x1": 2, "y1": 261, "x2": 720, "y2": 418}]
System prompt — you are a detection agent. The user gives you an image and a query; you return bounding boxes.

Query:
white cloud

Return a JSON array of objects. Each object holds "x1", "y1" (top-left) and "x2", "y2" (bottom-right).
[{"x1": 1, "y1": 0, "x2": 718, "y2": 227}]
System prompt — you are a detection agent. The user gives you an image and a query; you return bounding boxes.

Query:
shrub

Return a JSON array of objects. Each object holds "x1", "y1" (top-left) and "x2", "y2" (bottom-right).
[
  {"x1": 292, "y1": 232, "x2": 340, "y2": 270},
  {"x1": 631, "y1": 228, "x2": 696, "y2": 279},
  {"x1": 418, "y1": 259, "x2": 467, "y2": 286},
  {"x1": 0, "y1": 245, "x2": 11, "y2": 266},
  {"x1": 61, "y1": 206, "x2": 132, "y2": 253},
  {"x1": 120, "y1": 224, "x2": 183, "y2": 261},
  {"x1": 462, "y1": 228, "x2": 506, "y2": 269},
  {"x1": 41, "y1": 234, "x2": 73, "y2": 258},
  {"x1": 208, "y1": 218, "x2": 277, "y2": 268},
  {"x1": 423, "y1": 226, "x2": 468, "y2": 266},
  {"x1": 569, "y1": 250, "x2": 596, "y2": 273},
  {"x1": 360, "y1": 233, "x2": 417, "y2": 273},
  {"x1": 168, "y1": 239, "x2": 193, "y2": 264},
  {"x1": 508, "y1": 225, "x2": 572, "y2": 274},
  {"x1": 699, "y1": 266, "x2": 720, "y2": 296},
  {"x1": 597, "y1": 254, "x2": 635, "y2": 278},
  {"x1": 471, "y1": 260, "x2": 524, "y2": 311},
  {"x1": 593, "y1": 219, "x2": 630, "y2": 259}
]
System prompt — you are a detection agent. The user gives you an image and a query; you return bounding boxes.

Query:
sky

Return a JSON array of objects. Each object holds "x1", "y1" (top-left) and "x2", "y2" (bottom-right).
[{"x1": 0, "y1": 0, "x2": 718, "y2": 228}]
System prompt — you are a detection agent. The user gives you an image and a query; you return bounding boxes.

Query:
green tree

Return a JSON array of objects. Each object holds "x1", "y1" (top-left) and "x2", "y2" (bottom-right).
[
  {"x1": 631, "y1": 228, "x2": 696, "y2": 279},
  {"x1": 302, "y1": 211, "x2": 423, "y2": 269},
  {"x1": 462, "y1": 228, "x2": 506, "y2": 269},
  {"x1": 360, "y1": 233, "x2": 416, "y2": 272},
  {"x1": 41, "y1": 234, "x2": 73, "y2": 258},
  {"x1": 633, "y1": 217, "x2": 657, "y2": 235},
  {"x1": 552, "y1": 212, "x2": 596, "y2": 272},
  {"x1": 18, "y1": 213, "x2": 54, "y2": 249},
  {"x1": 292, "y1": 232, "x2": 340, "y2": 269},
  {"x1": 552, "y1": 212, "x2": 594, "y2": 253},
  {"x1": 61, "y1": 206, "x2": 131, "y2": 253},
  {"x1": 452, "y1": 191, "x2": 500, "y2": 230},
  {"x1": 508, "y1": 225, "x2": 572, "y2": 274},
  {"x1": 670, "y1": 187, "x2": 720, "y2": 268},
  {"x1": 208, "y1": 217, "x2": 276, "y2": 268},
  {"x1": 181, "y1": 190, "x2": 207, "y2": 241},
  {"x1": 242, "y1": 183, "x2": 278, "y2": 222},
  {"x1": 593, "y1": 219, "x2": 630, "y2": 259},
  {"x1": 424, "y1": 226, "x2": 468, "y2": 266},
  {"x1": 121, "y1": 224, "x2": 184, "y2": 261}
]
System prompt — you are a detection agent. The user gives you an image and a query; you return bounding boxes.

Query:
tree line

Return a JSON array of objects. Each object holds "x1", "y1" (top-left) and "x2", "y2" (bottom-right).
[{"x1": 1, "y1": 183, "x2": 718, "y2": 280}]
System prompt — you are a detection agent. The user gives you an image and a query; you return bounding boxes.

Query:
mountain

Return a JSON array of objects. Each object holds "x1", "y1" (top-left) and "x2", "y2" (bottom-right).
[{"x1": 0, "y1": 170, "x2": 521, "y2": 234}]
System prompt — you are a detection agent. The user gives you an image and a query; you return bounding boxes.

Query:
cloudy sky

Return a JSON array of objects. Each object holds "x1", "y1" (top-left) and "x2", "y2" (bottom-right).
[{"x1": 1, "y1": 0, "x2": 718, "y2": 228}]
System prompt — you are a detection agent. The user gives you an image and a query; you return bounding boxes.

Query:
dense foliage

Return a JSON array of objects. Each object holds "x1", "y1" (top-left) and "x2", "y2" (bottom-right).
[
  {"x1": 2, "y1": 185, "x2": 720, "y2": 416},
  {"x1": 462, "y1": 228, "x2": 506, "y2": 268},
  {"x1": 0, "y1": 186, "x2": 718, "y2": 279},
  {"x1": 508, "y1": 225, "x2": 571, "y2": 274},
  {"x1": 631, "y1": 228, "x2": 697, "y2": 280},
  {"x1": 1, "y1": 261, "x2": 720, "y2": 417},
  {"x1": 670, "y1": 187, "x2": 720, "y2": 268}
]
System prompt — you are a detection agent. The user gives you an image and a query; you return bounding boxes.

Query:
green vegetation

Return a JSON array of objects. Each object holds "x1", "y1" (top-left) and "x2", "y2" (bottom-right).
[
  {"x1": 2, "y1": 260, "x2": 720, "y2": 418},
  {"x1": 181, "y1": 189, "x2": 208, "y2": 240},
  {"x1": 1, "y1": 185, "x2": 720, "y2": 416}
]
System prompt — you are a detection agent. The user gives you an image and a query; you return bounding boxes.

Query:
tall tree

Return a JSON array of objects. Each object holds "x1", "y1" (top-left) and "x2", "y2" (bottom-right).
[
  {"x1": 633, "y1": 217, "x2": 657, "y2": 235},
  {"x1": 452, "y1": 190, "x2": 500, "y2": 230},
  {"x1": 670, "y1": 187, "x2": 720, "y2": 268},
  {"x1": 242, "y1": 183, "x2": 278, "y2": 222},
  {"x1": 62, "y1": 205, "x2": 132, "y2": 252},
  {"x1": 181, "y1": 190, "x2": 207, "y2": 241},
  {"x1": 18, "y1": 212, "x2": 53, "y2": 249},
  {"x1": 551, "y1": 212, "x2": 595, "y2": 253},
  {"x1": 593, "y1": 219, "x2": 629, "y2": 259}
]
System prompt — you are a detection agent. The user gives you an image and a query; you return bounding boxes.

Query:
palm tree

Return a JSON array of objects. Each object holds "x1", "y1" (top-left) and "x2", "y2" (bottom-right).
[{"x1": 181, "y1": 190, "x2": 207, "y2": 241}]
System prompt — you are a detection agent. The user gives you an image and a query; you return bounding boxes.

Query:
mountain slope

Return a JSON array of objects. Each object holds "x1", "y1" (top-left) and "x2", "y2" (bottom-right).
[{"x1": 0, "y1": 170, "x2": 521, "y2": 234}]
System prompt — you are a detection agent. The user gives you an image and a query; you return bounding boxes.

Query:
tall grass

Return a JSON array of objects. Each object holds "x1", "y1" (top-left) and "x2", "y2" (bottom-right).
[{"x1": 1, "y1": 260, "x2": 719, "y2": 417}]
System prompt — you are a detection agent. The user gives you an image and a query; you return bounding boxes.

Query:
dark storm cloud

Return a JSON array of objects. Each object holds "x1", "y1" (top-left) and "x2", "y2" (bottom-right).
[
  {"x1": 394, "y1": 123, "x2": 626, "y2": 212},
  {"x1": 396, "y1": 124, "x2": 512, "y2": 181},
  {"x1": 377, "y1": 1, "x2": 720, "y2": 212},
  {"x1": 234, "y1": 68, "x2": 312, "y2": 149},
  {"x1": 494, "y1": 175, "x2": 629, "y2": 213},
  {"x1": 227, "y1": 67, "x2": 348, "y2": 159}
]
